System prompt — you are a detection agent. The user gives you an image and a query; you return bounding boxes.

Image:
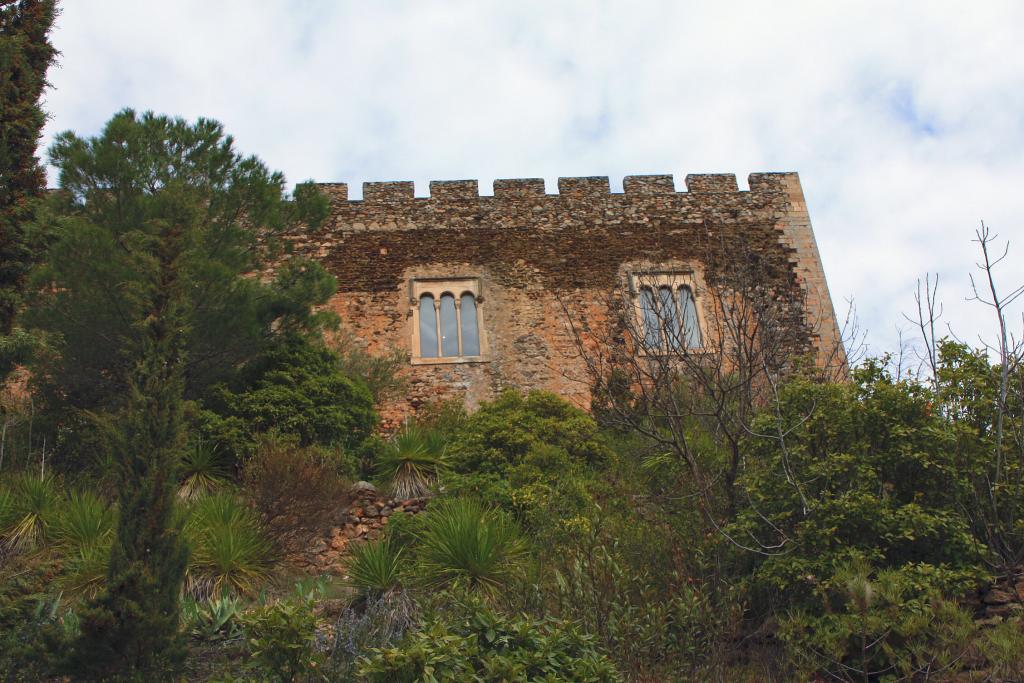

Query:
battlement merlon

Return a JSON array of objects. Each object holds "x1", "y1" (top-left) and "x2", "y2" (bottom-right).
[{"x1": 313, "y1": 172, "x2": 815, "y2": 204}]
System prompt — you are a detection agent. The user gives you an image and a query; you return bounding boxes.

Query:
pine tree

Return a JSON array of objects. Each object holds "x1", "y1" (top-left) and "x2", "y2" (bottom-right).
[
  {"x1": 42, "y1": 110, "x2": 332, "y2": 678},
  {"x1": 0, "y1": 0, "x2": 57, "y2": 379}
]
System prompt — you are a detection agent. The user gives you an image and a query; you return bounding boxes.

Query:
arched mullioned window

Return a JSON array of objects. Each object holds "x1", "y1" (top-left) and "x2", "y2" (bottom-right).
[
  {"x1": 411, "y1": 278, "x2": 486, "y2": 362},
  {"x1": 634, "y1": 273, "x2": 704, "y2": 353}
]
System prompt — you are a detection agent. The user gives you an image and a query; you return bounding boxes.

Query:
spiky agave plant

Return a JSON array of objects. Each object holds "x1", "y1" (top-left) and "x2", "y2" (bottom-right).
[
  {"x1": 185, "y1": 492, "x2": 276, "y2": 598},
  {"x1": 178, "y1": 440, "x2": 231, "y2": 501},
  {"x1": 415, "y1": 498, "x2": 527, "y2": 596},
  {"x1": 1, "y1": 473, "x2": 60, "y2": 552},
  {"x1": 376, "y1": 424, "x2": 449, "y2": 500},
  {"x1": 345, "y1": 538, "x2": 404, "y2": 600}
]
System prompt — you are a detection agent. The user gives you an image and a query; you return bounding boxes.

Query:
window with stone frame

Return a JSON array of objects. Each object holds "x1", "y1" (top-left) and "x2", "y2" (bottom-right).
[
  {"x1": 630, "y1": 270, "x2": 704, "y2": 353},
  {"x1": 410, "y1": 277, "x2": 486, "y2": 363}
]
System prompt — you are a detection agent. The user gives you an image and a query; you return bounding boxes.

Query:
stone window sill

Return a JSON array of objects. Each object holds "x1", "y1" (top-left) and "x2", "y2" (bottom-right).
[{"x1": 411, "y1": 356, "x2": 491, "y2": 366}]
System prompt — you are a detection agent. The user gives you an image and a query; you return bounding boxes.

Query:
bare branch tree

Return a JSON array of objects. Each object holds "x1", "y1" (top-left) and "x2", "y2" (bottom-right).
[{"x1": 558, "y1": 236, "x2": 847, "y2": 553}]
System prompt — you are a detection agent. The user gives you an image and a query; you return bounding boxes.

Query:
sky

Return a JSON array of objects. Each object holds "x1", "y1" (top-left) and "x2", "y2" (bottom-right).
[{"x1": 37, "y1": 1, "x2": 1024, "y2": 362}]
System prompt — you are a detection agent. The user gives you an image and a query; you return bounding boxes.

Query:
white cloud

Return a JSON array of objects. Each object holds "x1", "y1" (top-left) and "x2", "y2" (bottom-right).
[{"x1": 39, "y1": 0, "x2": 1024, "y2": 358}]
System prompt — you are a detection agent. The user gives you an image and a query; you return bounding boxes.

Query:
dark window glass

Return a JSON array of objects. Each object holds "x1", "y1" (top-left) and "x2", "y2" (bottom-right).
[
  {"x1": 440, "y1": 293, "x2": 459, "y2": 357},
  {"x1": 460, "y1": 293, "x2": 480, "y2": 356},
  {"x1": 680, "y1": 286, "x2": 702, "y2": 348},
  {"x1": 419, "y1": 295, "x2": 438, "y2": 357},
  {"x1": 640, "y1": 288, "x2": 661, "y2": 350}
]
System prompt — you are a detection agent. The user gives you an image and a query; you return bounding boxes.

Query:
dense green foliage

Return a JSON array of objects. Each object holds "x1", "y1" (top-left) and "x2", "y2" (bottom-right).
[
  {"x1": 356, "y1": 595, "x2": 622, "y2": 682},
  {"x1": 0, "y1": 0, "x2": 56, "y2": 379},
  {"x1": 199, "y1": 333, "x2": 376, "y2": 463}
]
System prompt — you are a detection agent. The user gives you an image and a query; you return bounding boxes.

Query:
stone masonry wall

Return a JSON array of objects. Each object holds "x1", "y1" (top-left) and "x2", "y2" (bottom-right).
[{"x1": 280, "y1": 172, "x2": 844, "y2": 426}]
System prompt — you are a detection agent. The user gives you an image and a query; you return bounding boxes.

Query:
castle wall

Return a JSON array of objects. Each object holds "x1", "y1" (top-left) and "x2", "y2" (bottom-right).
[{"x1": 280, "y1": 172, "x2": 844, "y2": 427}]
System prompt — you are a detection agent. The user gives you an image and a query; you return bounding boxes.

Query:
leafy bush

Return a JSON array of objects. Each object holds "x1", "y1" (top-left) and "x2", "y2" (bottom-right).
[
  {"x1": 779, "y1": 561, "x2": 979, "y2": 681},
  {"x1": 185, "y1": 492, "x2": 276, "y2": 598},
  {"x1": 200, "y1": 334, "x2": 376, "y2": 461},
  {"x1": 241, "y1": 434, "x2": 352, "y2": 537},
  {"x1": 548, "y1": 542, "x2": 731, "y2": 680},
  {"x1": 416, "y1": 498, "x2": 527, "y2": 596},
  {"x1": 356, "y1": 595, "x2": 622, "y2": 682},
  {"x1": 441, "y1": 390, "x2": 611, "y2": 544},
  {"x1": 727, "y1": 363, "x2": 987, "y2": 616},
  {"x1": 239, "y1": 591, "x2": 323, "y2": 683},
  {"x1": 376, "y1": 424, "x2": 449, "y2": 499}
]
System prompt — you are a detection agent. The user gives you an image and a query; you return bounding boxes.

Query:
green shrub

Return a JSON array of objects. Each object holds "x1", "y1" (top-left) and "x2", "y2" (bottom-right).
[
  {"x1": 181, "y1": 593, "x2": 243, "y2": 642},
  {"x1": 240, "y1": 593, "x2": 322, "y2": 683},
  {"x1": 779, "y1": 561, "x2": 979, "y2": 681},
  {"x1": 727, "y1": 363, "x2": 987, "y2": 615},
  {"x1": 178, "y1": 440, "x2": 231, "y2": 501},
  {"x1": 241, "y1": 434, "x2": 352, "y2": 536},
  {"x1": 1, "y1": 473, "x2": 60, "y2": 552},
  {"x1": 416, "y1": 498, "x2": 527, "y2": 596},
  {"x1": 185, "y1": 492, "x2": 276, "y2": 598},
  {"x1": 441, "y1": 390, "x2": 611, "y2": 544},
  {"x1": 200, "y1": 334, "x2": 377, "y2": 460},
  {"x1": 51, "y1": 489, "x2": 115, "y2": 551},
  {"x1": 376, "y1": 424, "x2": 449, "y2": 499},
  {"x1": 356, "y1": 595, "x2": 622, "y2": 682},
  {"x1": 346, "y1": 538, "x2": 405, "y2": 600}
]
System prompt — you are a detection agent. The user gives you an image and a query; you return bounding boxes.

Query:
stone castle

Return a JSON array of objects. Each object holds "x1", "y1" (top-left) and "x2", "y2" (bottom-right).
[{"x1": 281, "y1": 172, "x2": 842, "y2": 425}]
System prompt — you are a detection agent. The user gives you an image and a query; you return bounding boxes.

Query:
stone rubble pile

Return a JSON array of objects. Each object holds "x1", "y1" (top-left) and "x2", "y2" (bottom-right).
[{"x1": 282, "y1": 482, "x2": 429, "y2": 576}]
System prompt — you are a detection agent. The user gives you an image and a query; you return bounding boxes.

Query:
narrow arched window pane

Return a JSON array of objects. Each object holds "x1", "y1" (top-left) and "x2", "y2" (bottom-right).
[
  {"x1": 679, "y1": 287, "x2": 702, "y2": 348},
  {"x1": 440, "y1": 294, "x2": 459, "y2": 357},
  {"x1": 660, "y1": 286, "x2": 682, "y2": 350},
  {"x1": 460, "y1": 293, "x2": 480, "y2": 356},
  {"x1": 419, "y1": 295, "x2": 438, "y2": 358},
  {"x1": 640, "y1": 288, "x2": 661, "y2": 350}
]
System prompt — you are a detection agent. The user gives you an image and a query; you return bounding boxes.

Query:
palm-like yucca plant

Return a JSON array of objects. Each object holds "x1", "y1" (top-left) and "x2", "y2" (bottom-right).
[
  {"x1": 1, "y1": 473, "x2": 60, "y2": 552},
  {"x1": 51, "y1": 489, "x2": 117, "y2": 598},
  {"x1": 62, "y1": 543, "x2": 112, "y2": 599},
  {"x1": 178, "y1": 440, "x2": 231, "y2": 500},
  {"x1": 376, "y1": 424, "x2": 449, "y2": 500},
  {"x1": 416, "y1": 498, "x2": 528, "y2": 595},
  {"x1": 51, "y1": 489, "x2": 116, "y2": 550},
  {"x1": 346, "y1": 537, "x2": 405, "y2": 600},
  {"x1": 185, "y1": 492, "x2": 276, "y2": 598}
]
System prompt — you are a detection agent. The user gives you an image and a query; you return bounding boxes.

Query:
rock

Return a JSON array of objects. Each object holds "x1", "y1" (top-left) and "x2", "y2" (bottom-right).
[
  {"x1": 983, "y1": 588, "x2": 1015, "y2": 605},
  {"x1": 354, "y1": 523, "x2": 369, "y2": 537},
  {"x1": 351, "y1": 481, "x2": 377, "y2": 495},
  {"x1": 364, "y1": 507, "x2": 379, "y2": 518}
]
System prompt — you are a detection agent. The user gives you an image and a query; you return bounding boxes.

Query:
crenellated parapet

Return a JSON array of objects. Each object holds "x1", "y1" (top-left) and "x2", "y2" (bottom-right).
[{"x1": 311, "y1": 172, "x2": 805, "y2": 206}]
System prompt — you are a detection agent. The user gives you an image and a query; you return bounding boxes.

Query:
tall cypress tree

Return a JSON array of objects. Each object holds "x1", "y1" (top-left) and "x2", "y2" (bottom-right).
[
  {"x1": 68, "y1": 212, "x2": 192, "y2": 678},
  {"x1": 0, "y1": 0, "x2": 56, "y2": 379}
]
